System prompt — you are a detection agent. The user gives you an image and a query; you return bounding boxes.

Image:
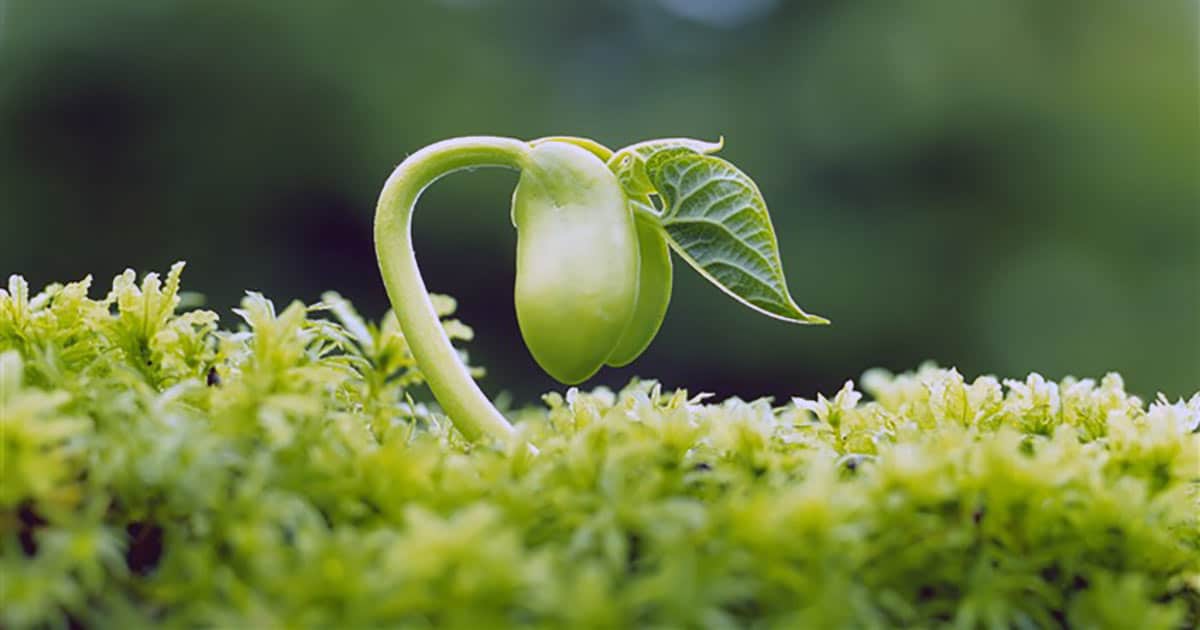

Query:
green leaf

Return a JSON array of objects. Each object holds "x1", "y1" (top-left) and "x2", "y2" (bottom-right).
[
  {"x1": 610, "y1": 153, "x2": 656, "y2": 200},
  {"x1": 645, "y1": 150, "x2": 829, "y2": 325},
  {"x1": 616, "y1": 137, "x2": 724, "y2": 160},
  {"x1": 608, "y1": 138, "x2": 724, "y2": 201}
]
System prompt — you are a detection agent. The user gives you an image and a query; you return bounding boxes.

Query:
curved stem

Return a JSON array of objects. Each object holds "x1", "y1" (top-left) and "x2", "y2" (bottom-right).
[{"x1": 374, "y1": 136, "x2": 530, "y2": 443}]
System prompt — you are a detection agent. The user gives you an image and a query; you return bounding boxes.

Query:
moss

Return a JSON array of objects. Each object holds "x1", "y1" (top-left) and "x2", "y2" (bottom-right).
[{"x1": 2, "y1": 265, "x2": 1198, "y2": 629}]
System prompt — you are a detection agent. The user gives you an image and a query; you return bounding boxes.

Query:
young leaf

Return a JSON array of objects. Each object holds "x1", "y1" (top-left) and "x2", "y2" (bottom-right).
[
  {"x1": 617, "y1": 137, "x2": 724, "y2": 159},
  {"x1": 608, "y1": 138, "x2": 724, "y2": 201},
  {"x1": 645, "y1": 150, "x2": 828, "y2": 324},
  {"x1": 610, "y1": 153, "x2": 656, "y2": 200}
]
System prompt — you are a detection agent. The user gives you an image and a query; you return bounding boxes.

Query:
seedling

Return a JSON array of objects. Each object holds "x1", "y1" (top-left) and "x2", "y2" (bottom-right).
[{"x1": 374, "y1": 136, "x2": 828, "y2": 442}]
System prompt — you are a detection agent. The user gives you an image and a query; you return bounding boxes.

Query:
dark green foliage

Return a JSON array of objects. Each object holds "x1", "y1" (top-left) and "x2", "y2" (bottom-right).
[{"x1": 3, "y1": 266, "x2": 1197, "y2": 628}]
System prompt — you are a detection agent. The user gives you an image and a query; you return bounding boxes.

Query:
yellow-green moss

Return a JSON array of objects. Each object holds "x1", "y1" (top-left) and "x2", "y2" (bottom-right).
[{"x1": 2, "y1": 265, "x2": 1197, "y2": 628}]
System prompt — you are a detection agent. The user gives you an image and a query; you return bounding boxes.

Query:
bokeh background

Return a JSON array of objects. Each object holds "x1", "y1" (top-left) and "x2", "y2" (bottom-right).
[{"x1": 2, "y1": 0, "x2": 1197, "y2": 405}]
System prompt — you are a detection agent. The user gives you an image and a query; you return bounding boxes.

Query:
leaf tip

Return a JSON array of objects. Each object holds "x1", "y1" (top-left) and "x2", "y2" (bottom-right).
[{"x1": 780, "y1": 308, "x2": 830, "y2": 325}]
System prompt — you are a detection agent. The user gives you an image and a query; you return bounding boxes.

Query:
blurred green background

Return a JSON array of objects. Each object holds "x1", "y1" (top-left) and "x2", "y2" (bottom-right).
[{"x1": 2, "y1": 0, "x2": 1197, "y2": 404}]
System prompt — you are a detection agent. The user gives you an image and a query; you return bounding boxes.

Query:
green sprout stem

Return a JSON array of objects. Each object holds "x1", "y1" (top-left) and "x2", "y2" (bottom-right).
[
  {"x1": 374, "y1": 136, "x2": 530, "y2": 443},
  {"x1": 375, "y1": 134, "x2": 826, "y2": 444}
]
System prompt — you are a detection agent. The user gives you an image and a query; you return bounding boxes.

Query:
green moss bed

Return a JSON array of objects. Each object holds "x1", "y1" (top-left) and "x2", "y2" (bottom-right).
[{"x1": 2, "y1": 264, "x2": 1198, "y2": 628}]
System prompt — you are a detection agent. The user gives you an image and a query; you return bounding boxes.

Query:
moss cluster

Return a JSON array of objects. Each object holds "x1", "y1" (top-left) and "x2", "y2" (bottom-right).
[{"x1": 2, "y1": 265, "x2": 1198, "y2": 628}]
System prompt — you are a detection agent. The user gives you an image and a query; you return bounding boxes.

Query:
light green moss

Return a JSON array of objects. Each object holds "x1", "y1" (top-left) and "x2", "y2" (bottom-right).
[{"x1": 2, "y1": 265, "x2": 1198, "y2": 629}]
